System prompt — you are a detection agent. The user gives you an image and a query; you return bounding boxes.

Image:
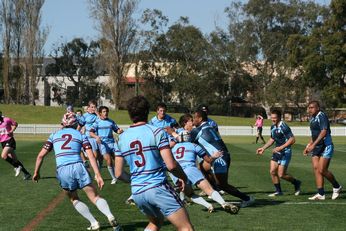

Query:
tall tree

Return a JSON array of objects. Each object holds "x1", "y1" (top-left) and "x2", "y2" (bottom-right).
[{"x1": 89, "y1": 0, "x2": 138, "y2": 109}]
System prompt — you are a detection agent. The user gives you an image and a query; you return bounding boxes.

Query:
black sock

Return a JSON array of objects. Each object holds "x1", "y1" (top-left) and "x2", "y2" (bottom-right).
[
  {"x1": 318, "y1": 188, "x2": 325, "y2": 195},
  {"x1": 274, "y1": 183, "x2": 282, "y2": 193},
  {"x1": 16, "y1": 161, "x2": 30, "y2": 175},
  {"x1": 256, "y1": 137, "x2": 259, "y2": 143},
  {"x1": 332, "y1": 182, "x2": 340, "y2": 189},
  {"x1": 5, "y1": 156, "x2": 19, "y2": 168}
]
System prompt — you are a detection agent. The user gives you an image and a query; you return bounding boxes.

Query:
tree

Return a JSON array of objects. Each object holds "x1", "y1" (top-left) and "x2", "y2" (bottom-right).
[
  {"x1": 226, "y1": 0, "x2": 328, "y2": 116},
  {"x1": 45, "y1": 38, "x2": 101, "y2": 106},
  {"x1": 89, "y1": 0, "x2": 138, "y2": 110}
]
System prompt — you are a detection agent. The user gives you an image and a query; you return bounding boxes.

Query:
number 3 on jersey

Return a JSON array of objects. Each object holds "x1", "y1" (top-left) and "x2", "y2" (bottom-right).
[{"x1": 130, "y1": 140, "x2": 146, "y2": 167}]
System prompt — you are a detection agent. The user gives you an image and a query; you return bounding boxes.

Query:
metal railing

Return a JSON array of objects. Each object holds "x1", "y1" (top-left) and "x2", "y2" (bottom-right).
[{"x1": 15, "y1": 124, "x2": 346, "y2": 136}]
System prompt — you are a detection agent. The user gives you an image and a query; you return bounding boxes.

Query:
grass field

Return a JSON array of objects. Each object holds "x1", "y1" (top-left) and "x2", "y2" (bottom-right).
[{"x1": 0, "y1": 135, "x2": 345, "y2": 231}]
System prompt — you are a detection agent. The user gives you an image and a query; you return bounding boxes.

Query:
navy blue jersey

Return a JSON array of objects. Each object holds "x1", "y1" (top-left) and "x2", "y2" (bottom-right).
[
  {"x1": 310, "y1": 111, "x2": 332, "y2": 146},
  {"x1": 190, "y1": 122, "x2": 230, "y2": 158},
  {"x1": 270, "y1": 121, "x2": 294, "y2": 150},
  {"x1": 207, "y1": 118, "x2": 219, "y2": 132}
]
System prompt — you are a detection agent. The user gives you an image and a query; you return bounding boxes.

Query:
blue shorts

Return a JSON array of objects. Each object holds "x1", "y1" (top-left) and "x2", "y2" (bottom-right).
[
  {"x1": 56, "y1": 162, "x2": 92, "y2": 191},
  {"x1": 132, "y1": 183, "x2": 183, "y2": 217},
  {"x1": 312, "y1": 144, "x2": 334, "y2": 159},
  {"x1": 271, "y1": 149, "x2": 292, "y2": 167},
  {"x1": 99, "y1": 142, "x2": 114, "y2": 156},
  {"x1": 183, "y1": 166, "x2": 204, "y2": 185},
  {"x1": 213, "y1": 154, "x2": 230, "y2": 174}
]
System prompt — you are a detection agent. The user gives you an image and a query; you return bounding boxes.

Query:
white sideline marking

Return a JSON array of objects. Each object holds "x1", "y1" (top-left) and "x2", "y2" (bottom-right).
[{"x1": 282, "y1": 202, "x2": 346, "y2": 205}]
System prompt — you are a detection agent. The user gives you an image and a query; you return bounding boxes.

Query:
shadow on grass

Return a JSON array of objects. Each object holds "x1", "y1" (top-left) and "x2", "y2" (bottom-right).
[
  {"x1": 40, "y1": 176, "x2": 56, "y2": 180},
  {"x1": 102, "y1": 220, "x2": 171, "y2": 231}
]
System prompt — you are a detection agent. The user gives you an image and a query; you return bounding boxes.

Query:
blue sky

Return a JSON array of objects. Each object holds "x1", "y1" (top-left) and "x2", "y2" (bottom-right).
[{"x1": 41, "y1": 0, "x2": 331, "y2": 54}]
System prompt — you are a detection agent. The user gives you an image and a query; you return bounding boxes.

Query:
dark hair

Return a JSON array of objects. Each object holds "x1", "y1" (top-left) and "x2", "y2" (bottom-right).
[
  {"x1": 270, "y1": 109, "x2": 282, "y2": 119},
  {"x1": 198, "y1": 104, "x2": 209, "y2": 114},
  {"x1": 127, "y1": 96, "x2": 150, "y2": 123},
  {"x1": 76, "y1": 109, "x2": 82, "y2": 114},
  {"x1": 179, "y1": 113, "x2": 193, "y2": 127},
  {"x1": 195, "y1": 110, "x2": 208, "y2": 122},
  {"x1": 308, "y1": 100, "x2": 320, "y2": 109},
  {"x1": 98, "y1": 106, "x2": 109, "y2": 113},
  {"x1": 156, "y1": 102, "x2": 167, "y2": 110}
]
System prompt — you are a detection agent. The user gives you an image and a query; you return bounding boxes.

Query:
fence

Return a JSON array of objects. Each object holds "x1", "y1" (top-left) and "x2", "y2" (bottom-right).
[{"x1": 15, "y1": 124, "x2": 346, "y2": 136}]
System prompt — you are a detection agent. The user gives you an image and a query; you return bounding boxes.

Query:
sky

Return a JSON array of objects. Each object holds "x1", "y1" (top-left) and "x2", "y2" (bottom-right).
[{"x1": 41, "y1": 0, "x2": 331, "y2": 54}]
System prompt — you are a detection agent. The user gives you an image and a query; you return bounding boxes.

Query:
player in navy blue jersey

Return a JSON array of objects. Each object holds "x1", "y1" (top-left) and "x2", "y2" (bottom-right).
[
  {"x1": 256, "y1": 110, "x2": 301, "y2": 197},
  {"x1": 190, "y1": 110, "x2": 255, "y2": 208},
  {"x1": 303, "y1": 101, "x2": 342, "y2": 200},
  {"x1": 115, "y1": 96, "x2": 194, "y2": 231},
  {"x1": 90, "y1": 106, "x2": 123, "y2": 184},
  {"x1": 32, "y1": 113, "x2": 121, "y2": 231},
  {"x1": 198, "y1": 104, "x2": 218, "y2": 133}
]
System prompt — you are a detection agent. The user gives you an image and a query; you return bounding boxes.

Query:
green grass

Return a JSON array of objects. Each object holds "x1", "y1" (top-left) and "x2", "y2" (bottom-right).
[
  {"x1": 1, "y1": 136, "x2": 345, "y2": 230},
  {"x1": 0, "y1": 103, "x2": 314, "y2": 126}
]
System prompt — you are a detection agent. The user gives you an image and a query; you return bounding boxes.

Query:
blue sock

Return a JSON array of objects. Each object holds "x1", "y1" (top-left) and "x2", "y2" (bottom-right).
[
  {"x1": 274, "y1": 183, "x2": 282, "y2": 193},
  {"x1": 318, "y1": 188, "x2": 325, "y2": 195}
]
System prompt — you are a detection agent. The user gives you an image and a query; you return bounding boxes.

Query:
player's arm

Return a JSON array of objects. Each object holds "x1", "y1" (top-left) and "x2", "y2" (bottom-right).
[
  {"x1": 89, "y1": 128, "x2": 101, "y2": 144},
  {"x1": 160, "y1": 148, "x2": 187, "y2": 191},
  {"x1": 256, "y1": 138, "x2": 275, "y2": 155},
  {"x1": 114, "y1": 156, "x2": 130, "y2": 183},
  {"x1": 306, "y1": 129, "x2": 327, "y2": 154},
  {"x1": 202, "y1": 150, "x2": 223, "y2": 163},
  {"x1": 303, "y1": 138, "x2": 314, "y2": 155},
  {"x1": 33, "y1": 146, "x2": 51, "y2": 182},
  {"x1": 10, "y1": 121, "x2": 18, "y2": 134},
  {"x1": 273, "y1": 136, "x2": 295, "y2": 153}
]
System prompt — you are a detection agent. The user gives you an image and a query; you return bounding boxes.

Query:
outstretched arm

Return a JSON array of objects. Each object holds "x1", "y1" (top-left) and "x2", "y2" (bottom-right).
[
  {"x1": 33, "y1": 148, "x2": 49, "y2": 182},
  {"x1": 256, "y1": 138, "x2": 275, "y2": 155}
]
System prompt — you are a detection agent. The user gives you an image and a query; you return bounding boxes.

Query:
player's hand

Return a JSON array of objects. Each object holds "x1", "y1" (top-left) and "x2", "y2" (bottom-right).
[
  {"x1": 33, "y1": 173, "x2": 40, "y2": 182},
  {"x1": 303, "y1": 143, "x2": 313, "y2": 156},
  {"x1": 95, "y1": 174, "x2": 104, "y2": 190},
  {"x1": 176, "y1": 178, "x2": 185, "y2": 192},
  {"x1": 95, "y1": 137, "x2": 101, "y2": 144},
  {"x1": 256, "y1": 148, "x2": 264, "y2": 155},
  {"x1": 272, "y1": 146, "x2": 282, "y2": 154},
  {"x1": 117, "y1": 128, "x2": 124, "y2": 134},
  {"x1": 165, "y1": 126, "x2": 174, "y2": 134},
  {"x1": 211, "y1": 150, "x2": 223, "y2": 159}
]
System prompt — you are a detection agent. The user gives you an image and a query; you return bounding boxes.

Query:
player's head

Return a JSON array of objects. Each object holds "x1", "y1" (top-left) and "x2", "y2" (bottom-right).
[
  {"x1": 178, "y1": 130, "x2": 191, "y2": 142},
  {"x1": 179, "y1": 113, "x2": 193, "y2": 131},
  {"x1": 61, "y1": 113, "x2": 78, "y2": 128},
  {"x1": 76, "y1": 109, "x2": 83, "y2": 116},
  {"x1": 156, "y1": 102, "x2": 167, "y2": 119},
  {"x1": 87, "y1": 100, "x2": 97, "y2": 113},
  {"x1": 66, "y1": 105, "x2": 74, "y2": 113},
  {"x1": 270, "y1": 110, "x2": 281, "y2": 125},
  {"x1": 307, "y1": 100, "x2": 320, "y2": 117},
  {"x1": 198, "y1": 104, "x2": 209, "y2": 115},
  {"x1": 99, "y1": 106, "x2": 109, "y2": 119},
  {"x1": 193, "y1": 110, "x2": 208, "y2": 127},
  {"x1": 127, "y1": 96, "x2": 150, "y2": 123}
]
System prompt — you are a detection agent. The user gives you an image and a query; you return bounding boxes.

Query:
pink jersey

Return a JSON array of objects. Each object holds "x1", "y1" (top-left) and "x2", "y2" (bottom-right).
[
  {"x1": 255, "y1": 117, "x2": 263, "y2": 128},
  {"x1": 0, "y1": 117, "x2": 17, "y2": 142}
]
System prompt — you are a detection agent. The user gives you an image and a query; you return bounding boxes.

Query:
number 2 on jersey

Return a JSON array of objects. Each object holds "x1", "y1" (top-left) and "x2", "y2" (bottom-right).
[
  {"x1": 130, "y1": 140, "x2": 146, "y2": 167},
  {"x1": 61, "y1": 134, "x2": 72, "y2": 149}
]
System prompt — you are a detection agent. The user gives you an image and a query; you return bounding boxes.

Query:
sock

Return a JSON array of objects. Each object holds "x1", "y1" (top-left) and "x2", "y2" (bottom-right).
[
  {"x1": 144, "y1": 229, "x2": 154, "y2": 231},
  {"x1": 190, "y1": 194, "x2": 212, "y2": 209},
  {"x1": 223, "y1": 185, "x2": 250, "y2": 201},
  {"x1": 95, "y1": 197, "x2": 114, "y2": 220},
  {"x1": 5, "y1": 156, "x2": 19, "y2": 168},
  {"x1": 107, "y1": 166, "x2": 116, "y2": 180},
  {"x1": 331, "y1": 181, "x2": 340, "y2": 189},
  {"x1": 16, "y1": 161, "x2": 30, "y2": 175},
  {"x1": 318, "y1": 188, "x2": 325, "y2": 195},
  {"x1": 274, "y1": 183, "x2": 282, "y2": 193},
  {"x1": 179, "y1": 192, "x2": 185, "y2": 201},
  {"x1": 256, "y1": 137, "x2": 259, "y2": 143},
  {"x1": 73, "y1": 200, "x2": 98, "y2": 225},
  {"x1": 210, "y1": 190, "x2": 226, "y2": 205}
]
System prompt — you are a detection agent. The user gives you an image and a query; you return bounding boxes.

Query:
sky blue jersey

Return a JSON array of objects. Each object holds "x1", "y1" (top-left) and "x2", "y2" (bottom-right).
[
  {"x1": 270, "y1": 121, "x2": 294, "y2": 150},
  {"x1": 309, "y1": 111, "x2": 332, "y2": 146},
  {"x1": 171, "y1": 142, "x2": 206, "y2": 168},
  {"x1": 44, "y1": 128, "x2": 91, "y2": 168},
  {"x1": 80, "y1": 112, "x2": 98, "y2": 138},
  {"x1": 149, "y1": 114, "x2": 177, "y2": 128},
  {"x1": 90, "y1": 117, "x2": 120, "y2": 144},
  {"x1": 116, "y1": 124, "x2": 170, "y2": 195}
]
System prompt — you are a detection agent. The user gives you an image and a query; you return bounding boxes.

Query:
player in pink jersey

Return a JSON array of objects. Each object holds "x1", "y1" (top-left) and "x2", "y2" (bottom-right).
[{"x1": 0, "y1": 112, "x2": 31, "y2": 179}]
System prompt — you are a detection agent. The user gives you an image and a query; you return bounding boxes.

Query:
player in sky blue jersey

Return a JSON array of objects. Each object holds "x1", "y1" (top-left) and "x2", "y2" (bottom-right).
[
  {"x1": 256, "y1": 110, "x2": 301, "y2": 197},
  {"x1": 115, "y1": 96, "x2": 194, "y2": 231},
  {"x1": 190, "y1": 110, "x2": 255, "y2": 208},
  {"x1": 90, "y1": 106, "x2": 123, "y2": 184},
  {"x1": 32, "y1": 113, "x2": 121, "y2": 231},
  {"x1": 172, "y1": 130, "x2": 239, "y2": 214},
  {"x1": 149, "y1": 102, "x2": 178, "y2": 129},
  {"x1": 80, "y1": 100, "x2": 99, "y2": 155},
  {"x1": 303, "y1": 101, "x2": 342, "y2": 200}
]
